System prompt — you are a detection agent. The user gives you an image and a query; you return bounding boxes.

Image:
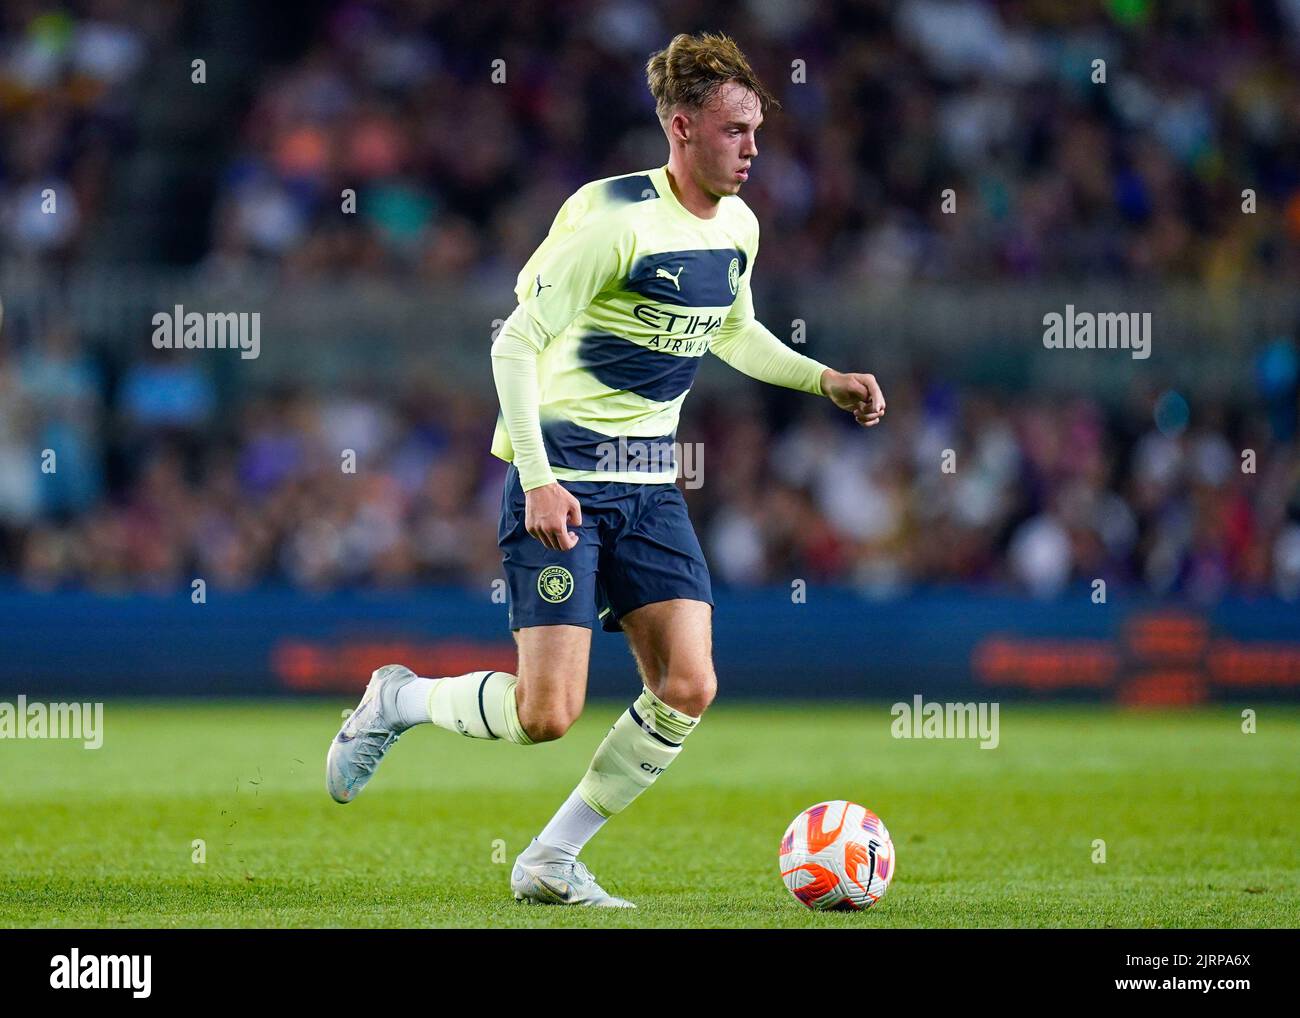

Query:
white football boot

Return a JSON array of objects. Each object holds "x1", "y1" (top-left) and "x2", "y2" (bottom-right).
[
  {"x1": 511, "y1": 843, "x2": 636, "y2": 908},
  {"x1": 326, "y1": 664, "x2": 418, "y2": 803}
]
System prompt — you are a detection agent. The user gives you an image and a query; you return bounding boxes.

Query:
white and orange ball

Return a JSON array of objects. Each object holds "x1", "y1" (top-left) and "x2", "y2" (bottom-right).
[{"x1": 779, "y1": 800, "x2": 895, "y2": 910}]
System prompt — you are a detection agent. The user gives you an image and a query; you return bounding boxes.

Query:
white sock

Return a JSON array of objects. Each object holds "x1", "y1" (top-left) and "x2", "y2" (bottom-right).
[
  {"x1": 524, "y1": 790, "x2": 608, "y2": 861},
  {"x1": 395, "y1": 678, "x2": 437, "y2": 728}
]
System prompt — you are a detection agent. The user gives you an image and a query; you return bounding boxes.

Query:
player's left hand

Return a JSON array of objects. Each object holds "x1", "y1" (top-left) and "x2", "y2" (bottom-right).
[{"x1": 821, "y1": 369, "x2": 886, "y2": 427}]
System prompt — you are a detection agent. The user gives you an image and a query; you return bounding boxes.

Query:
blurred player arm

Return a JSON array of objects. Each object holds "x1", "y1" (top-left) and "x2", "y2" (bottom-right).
[
  {"x1": 491, "y1": 212, "x2": 633, "y2": 491},
  {"x1": 490, "y1": 316, "x2": 556, "y2": 491},
  {"x1": 708, "y1": 237, "x2": 830, "y2": 397}
]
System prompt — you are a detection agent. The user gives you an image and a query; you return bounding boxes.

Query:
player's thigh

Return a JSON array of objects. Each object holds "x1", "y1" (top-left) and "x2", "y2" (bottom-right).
[
  {"x1": 601, "y1": 480, "x2": 714, "y2": 642},
  {"x1": 514, "y1": 623, "x2": 592, "y2": 726},
  {"x1": 620, "y1": 598, "x2": 716, "y2": 716},
  {"x1": 498, "y1": 462, "x2": 602, "y2": 620},
  {"x1": 498, "y1": 464, "x2": 601, "y2": 724}
]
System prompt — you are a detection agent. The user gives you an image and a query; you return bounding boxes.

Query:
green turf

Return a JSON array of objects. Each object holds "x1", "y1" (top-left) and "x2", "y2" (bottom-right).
[{"x1": 0, "y1": 700, "x2": 1296, "y2": 927}]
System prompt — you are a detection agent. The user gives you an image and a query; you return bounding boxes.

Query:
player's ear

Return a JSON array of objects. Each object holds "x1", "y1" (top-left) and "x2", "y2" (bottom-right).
[{"x1": 671, "y1": 109, "x2": 691, "y2": 144}]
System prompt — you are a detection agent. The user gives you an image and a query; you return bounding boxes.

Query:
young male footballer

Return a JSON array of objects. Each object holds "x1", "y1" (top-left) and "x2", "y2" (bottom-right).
[{"x1": 327, "y1": 31, "x2": 885, "y2": 907}]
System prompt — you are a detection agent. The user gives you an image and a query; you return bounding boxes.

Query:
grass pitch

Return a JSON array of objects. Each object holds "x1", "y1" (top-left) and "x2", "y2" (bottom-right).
[{"x1": 1, "y1": 700, "x2": 1296, "y2": 928}]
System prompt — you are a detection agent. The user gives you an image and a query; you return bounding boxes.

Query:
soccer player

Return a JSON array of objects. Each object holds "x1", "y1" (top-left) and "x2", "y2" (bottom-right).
[{"x1": 326, "y1": 31, "x2": 885, "y2": 907}]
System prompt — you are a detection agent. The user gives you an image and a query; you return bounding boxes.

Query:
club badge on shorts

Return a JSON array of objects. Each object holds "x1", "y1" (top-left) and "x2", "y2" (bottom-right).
[{"x1": 537, "y1": 565, "x2": 574, "y2": 603}]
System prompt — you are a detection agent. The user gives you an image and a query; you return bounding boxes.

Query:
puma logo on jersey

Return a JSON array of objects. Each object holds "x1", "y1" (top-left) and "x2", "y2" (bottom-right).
[
  {"x1": 534, "y1": 274, "x2": 552, "y2": 296},
  {"x1": 655, "y1": 265, "x2": 684, "y2": 290}
]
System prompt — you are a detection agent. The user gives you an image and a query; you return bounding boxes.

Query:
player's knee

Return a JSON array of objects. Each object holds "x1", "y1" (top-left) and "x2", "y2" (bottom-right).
[
  {"x1": 516, "y1": 695, "x2": 582, "y2": 743},
  {"x1": 660, "y1": 666, "x2": 716, "y2": 717},
  {"x1": 521, "y1": 710, "x2": 579, "y2": 743}
]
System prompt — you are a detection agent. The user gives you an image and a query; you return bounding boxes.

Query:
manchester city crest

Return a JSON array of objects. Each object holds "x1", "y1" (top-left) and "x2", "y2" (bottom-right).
[{"x1": 537, "y1": 565, "x2": 574, "y2": 603}]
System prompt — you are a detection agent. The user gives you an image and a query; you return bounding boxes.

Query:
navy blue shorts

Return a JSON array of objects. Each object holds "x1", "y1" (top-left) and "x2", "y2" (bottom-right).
[{"x1": 498, "y1": 463, "x2": 714, "y2": 632}]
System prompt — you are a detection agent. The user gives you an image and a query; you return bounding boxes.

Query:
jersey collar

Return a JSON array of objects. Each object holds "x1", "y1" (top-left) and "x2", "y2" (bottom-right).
[{"x1": 652, "y1": 165, "x2": 723, "y2": 224}]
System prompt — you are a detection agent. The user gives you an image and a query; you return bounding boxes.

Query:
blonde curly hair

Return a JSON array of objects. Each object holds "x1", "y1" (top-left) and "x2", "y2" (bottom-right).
[{"x1": 645, "y1": 32, "x2": 779, "y2": 126}]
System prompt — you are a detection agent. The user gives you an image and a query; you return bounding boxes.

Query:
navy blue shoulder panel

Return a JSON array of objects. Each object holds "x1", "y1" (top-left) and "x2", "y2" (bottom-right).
[{"x1": 606, "y1": 175, "x2": 659, "y2": 204}]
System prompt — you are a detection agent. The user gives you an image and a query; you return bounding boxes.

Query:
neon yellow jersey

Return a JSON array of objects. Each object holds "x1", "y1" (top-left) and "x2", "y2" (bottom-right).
[{"x1": 490, "y1": 164, "x2": 827, "y2": 488}]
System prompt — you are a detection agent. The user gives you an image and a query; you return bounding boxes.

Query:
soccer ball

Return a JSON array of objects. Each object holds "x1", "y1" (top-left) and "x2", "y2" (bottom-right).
[{"x1": 779, "y1": 800, "x2": 895, "y2": 911}]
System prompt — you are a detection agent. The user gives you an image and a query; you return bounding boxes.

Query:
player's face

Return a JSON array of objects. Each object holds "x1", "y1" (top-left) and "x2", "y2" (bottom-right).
[{"x1": 687, "y1": 81, "x2": 762, "y2": 197}]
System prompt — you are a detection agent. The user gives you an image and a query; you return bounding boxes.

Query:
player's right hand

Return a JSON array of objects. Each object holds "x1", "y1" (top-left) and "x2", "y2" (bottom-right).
[{"x1": 524, "y1": 482, "x2": 582, "y2": 551}]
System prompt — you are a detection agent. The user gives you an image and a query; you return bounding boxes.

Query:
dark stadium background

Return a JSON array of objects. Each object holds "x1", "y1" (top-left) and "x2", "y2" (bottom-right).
[{"x1": 1, "y1": 0, "x2": 1298, "y2": 705}]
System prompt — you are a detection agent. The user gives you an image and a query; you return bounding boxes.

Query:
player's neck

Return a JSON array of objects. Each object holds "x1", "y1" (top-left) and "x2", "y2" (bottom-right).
[{"x1": 664, "y1": 161, "x2": 720, "y2": 220}]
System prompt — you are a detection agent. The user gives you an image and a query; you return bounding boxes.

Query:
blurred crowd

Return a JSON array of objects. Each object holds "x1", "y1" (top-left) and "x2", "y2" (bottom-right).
[
  {"x1": 3, "y1": 0, "x2": 1300, "y2": 600},
  {"x1": 4, "y1": 1, "x2": 1300, "y2": 282},
  {"x1": 157, "y1": 0, "x2": 1300, "y2": 286},
  {"x1": 2, "y1": 325, "x2": 1297, "y2": 601},
  {"x1": 0, "y1": 0, "x2": 169, "y2": 261}
]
